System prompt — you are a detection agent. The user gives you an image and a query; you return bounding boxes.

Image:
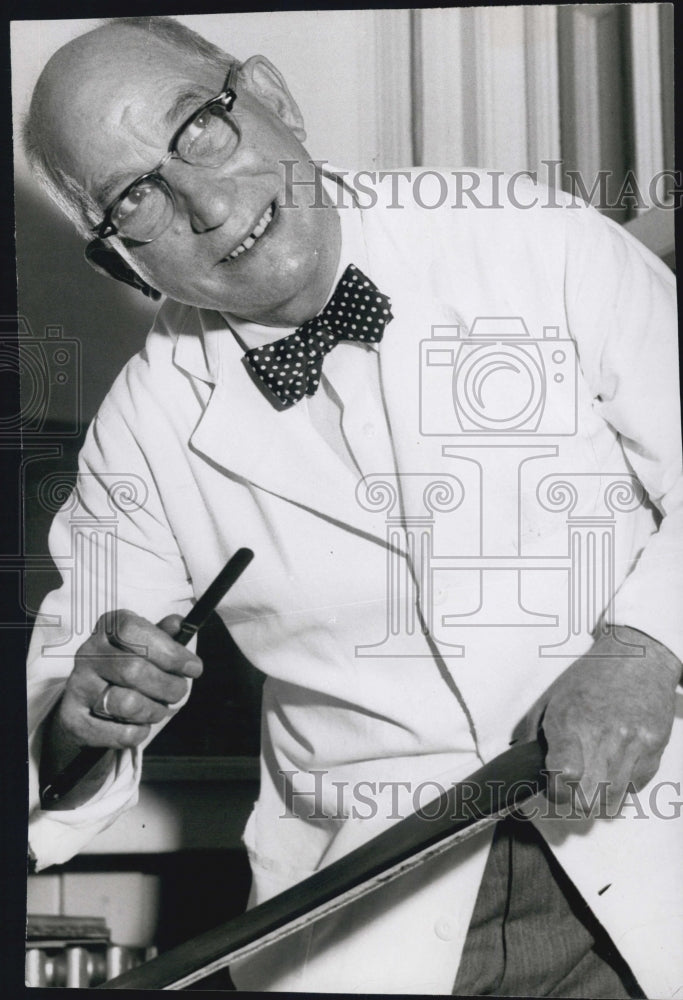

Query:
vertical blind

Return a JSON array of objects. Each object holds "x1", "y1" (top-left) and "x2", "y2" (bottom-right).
[{"x1": 377, "y1": 4, "x2": 674, "y2": 228}]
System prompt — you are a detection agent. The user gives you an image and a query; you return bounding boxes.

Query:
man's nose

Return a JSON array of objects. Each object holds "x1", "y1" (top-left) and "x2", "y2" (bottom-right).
[{"x1": 169, "y1": 163, "x2": 234, "y2": 233}]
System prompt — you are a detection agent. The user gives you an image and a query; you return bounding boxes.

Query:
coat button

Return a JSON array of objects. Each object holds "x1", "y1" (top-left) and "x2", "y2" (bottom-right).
[
  {"x1": 362, "y1": 422, "x2": 375, "y2": 437},
  {"x1": 434, "y1": 916, "x2": 453, "y2": 941}
]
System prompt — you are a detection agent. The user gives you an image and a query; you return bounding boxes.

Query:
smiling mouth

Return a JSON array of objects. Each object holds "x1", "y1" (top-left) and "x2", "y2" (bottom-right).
[{"x1": 223, "y1": 202, "x2": 276, "y2": 262}]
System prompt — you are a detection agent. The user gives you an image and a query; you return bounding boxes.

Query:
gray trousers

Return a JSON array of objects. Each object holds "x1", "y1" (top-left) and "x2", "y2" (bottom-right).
[{"x1": 452, "y1": 817, "x2": 645, "y2": 998}]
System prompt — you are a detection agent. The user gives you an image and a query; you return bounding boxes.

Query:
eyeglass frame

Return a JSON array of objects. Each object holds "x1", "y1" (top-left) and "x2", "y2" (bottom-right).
[{"x1": 89, "y1": 61, "x2": 241, "y2": 244}]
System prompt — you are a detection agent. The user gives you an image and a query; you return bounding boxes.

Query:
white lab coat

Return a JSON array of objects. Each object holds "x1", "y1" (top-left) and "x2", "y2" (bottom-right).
[{"x1": 27, "y1": 172, "x2": 683, "y2": 995}]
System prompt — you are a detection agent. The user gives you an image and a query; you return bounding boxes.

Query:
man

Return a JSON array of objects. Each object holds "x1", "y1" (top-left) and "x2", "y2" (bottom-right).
[{"x1": 24, "y1": 15, "x2": 682, "y2": 996}]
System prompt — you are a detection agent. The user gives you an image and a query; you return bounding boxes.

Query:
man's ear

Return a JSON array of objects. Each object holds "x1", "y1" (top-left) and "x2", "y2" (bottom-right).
[
  {"x1": 239, "y1": 55, "x2": 306, "y2": 141},
  {"x1": 84, "y1": 240, "x2": 161, "y2": 300}
]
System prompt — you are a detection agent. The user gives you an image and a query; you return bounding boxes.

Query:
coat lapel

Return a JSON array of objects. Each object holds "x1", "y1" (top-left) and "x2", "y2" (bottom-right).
[{"x1": 174, "y1": 308, "x2": 392, "y2": 547}]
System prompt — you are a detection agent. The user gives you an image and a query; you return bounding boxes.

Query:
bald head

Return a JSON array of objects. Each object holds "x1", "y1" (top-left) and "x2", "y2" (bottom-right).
[{"x1": 23, "y1": 17, "x2": 232, "y2": 236}]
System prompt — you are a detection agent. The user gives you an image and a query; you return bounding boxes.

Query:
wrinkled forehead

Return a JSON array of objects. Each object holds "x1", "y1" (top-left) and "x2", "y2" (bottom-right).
[{"x1": 41, "y1": 28, "x2": 225, "y2": 193}]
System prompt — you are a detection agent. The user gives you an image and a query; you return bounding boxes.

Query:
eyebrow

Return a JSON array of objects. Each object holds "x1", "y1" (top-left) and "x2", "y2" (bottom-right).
[
  {"x1": 164, "y1": 87, "x2": 210, "y2": 129},
  {"x1": 93, "y1": 170, "x2": 141, "y2": 211}
]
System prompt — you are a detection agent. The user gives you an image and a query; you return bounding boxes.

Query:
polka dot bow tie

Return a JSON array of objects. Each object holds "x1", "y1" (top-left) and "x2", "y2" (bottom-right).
[{"x1": 243, "y1": 264, "x2": 393, "y2": 408}]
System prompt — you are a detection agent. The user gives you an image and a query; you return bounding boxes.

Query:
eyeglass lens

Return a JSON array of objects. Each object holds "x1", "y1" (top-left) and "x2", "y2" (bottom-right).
[{"x1": 110, "y1": 103, "x2": 240, "y2": 241}]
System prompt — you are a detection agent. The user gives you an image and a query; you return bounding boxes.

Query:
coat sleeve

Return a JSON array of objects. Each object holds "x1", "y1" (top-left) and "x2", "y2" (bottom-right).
[
  {"x1": 562, "y1": 202, "x2": 683, "y2": 665},
  {"x1": 27, "y1": 382, "x2": 195, "y2": 871}
]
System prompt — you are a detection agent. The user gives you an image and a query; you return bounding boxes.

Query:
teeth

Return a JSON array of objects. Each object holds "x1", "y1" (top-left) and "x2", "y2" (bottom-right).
[
  {"x1": 228, "y1": 204, "x2": 274, "y2": 259},
  {"x1": 252, "y1": 205, "x2": 273, "y2": 237}
]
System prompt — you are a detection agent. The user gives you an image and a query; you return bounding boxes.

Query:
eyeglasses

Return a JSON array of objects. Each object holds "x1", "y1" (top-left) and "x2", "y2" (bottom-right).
[{"x1": 91, "y1": 62, "x2": 241, "y2": 244}]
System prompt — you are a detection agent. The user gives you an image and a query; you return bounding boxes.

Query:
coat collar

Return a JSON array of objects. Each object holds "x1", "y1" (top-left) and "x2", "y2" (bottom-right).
[{"x1": 184, "y1": 307, "x2": 399, "y2": 547}]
